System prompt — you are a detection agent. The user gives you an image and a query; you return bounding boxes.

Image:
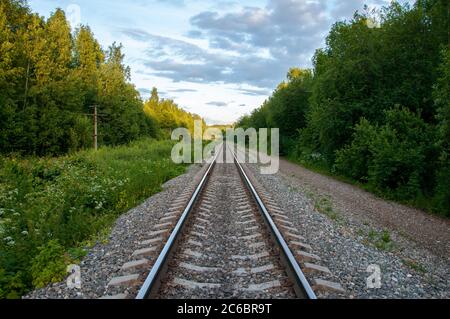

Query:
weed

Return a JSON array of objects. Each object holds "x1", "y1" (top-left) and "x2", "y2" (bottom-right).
[
  {"x1": 0, "y1": 138, "x2": 186, "y2": 298},
  {"x1": 402, "y1": 258, "x2": 427, "y2": 274},
  {"x1": 365, "y1": 228, "x2": 395, "y2": 251}
]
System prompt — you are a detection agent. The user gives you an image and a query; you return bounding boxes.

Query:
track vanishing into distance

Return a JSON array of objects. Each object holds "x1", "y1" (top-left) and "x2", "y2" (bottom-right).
[{"x1": 103, "y1": 143, "x2": 344, "y2": 299}]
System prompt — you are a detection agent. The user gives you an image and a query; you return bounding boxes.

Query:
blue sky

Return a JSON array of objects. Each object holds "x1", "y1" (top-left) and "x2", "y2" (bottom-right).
[{"x1": 29, "y1": 0, "x2": 414, "y2": 125}]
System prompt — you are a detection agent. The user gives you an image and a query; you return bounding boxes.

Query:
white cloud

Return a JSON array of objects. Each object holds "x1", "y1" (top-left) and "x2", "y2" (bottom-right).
[{"x1": 29, "y1": 0, "x2": 415, "y2": 124}]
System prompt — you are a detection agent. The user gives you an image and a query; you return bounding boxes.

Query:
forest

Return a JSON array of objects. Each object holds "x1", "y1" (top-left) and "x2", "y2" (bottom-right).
[
  {"x1": 1, "y1": 0, "x2": 449, "y2": 300},
  {"x1": 0, "y1": 0, "x2": 200, "y2": 156},
  {"x1": 0, "y1": 0, "x2": 202, "y2": 298},
  {"x1": 237, "y1": 0, "x2": 450, "y2": 217}
]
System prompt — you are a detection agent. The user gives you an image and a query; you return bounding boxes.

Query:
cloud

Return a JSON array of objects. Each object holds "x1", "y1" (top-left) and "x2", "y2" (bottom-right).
[
  {"x1": 120, "y1": 1, "x2": 336, "y2": 89},
  {"x1": 236, "y1": 87, "x2": 271, "y2": 96},
  {"x1": 204, "y1": 117, "x2": 232, "y2": 125},
  {"x1": 189, "y1": 0, "x2": 329, "y2": 61},
  {"x1": 206, "y1": 101, "x2": 228, "y2": 107},
  {"x1": 168, "y1": 88, "x2": 198, "y2": 93},
  {"x1": 185, "y1": 30, "x2": 203, "y2": 39},
  {"x1": 138, "y1": 88, "x2": 152, "y2": 94},
  {"x1": 121, "y1": 28, "x2": 287, "y2": 88},
  {"x1": 123, "y1": 1, "x2": 409, "y2": 91},
  {"x1": 156, "y1": 0, "x2": 186, "y2": 7}
]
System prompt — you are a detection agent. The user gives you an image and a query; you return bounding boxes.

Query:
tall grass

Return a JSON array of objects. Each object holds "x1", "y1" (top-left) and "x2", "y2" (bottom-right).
[{"x1": 0, "y1": 138, "x2": 185, "y2": 298}]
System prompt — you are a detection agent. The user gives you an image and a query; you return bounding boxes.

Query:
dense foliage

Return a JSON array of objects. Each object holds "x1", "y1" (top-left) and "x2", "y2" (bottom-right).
[
  {"x1": 0, "y1": 139, "x2": 186, "y2": 298},
  {"x1": 0, "y1": 1, "x2": 206, "y2": 298},
  {"x1": 144, "y1": 87, "x2": 205, "y2": 138},
  {"x1": 0, "y1": 1, "x2": 201, "y2": 156},
  {"x1": 237, "y1": 0, "x2": 449, "y2": 216}
]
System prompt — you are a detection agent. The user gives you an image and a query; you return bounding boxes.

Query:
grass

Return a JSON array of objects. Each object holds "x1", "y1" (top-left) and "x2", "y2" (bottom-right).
[
  {"x1": 364, "y1": 228, "x2": 395, "y2": 251},
  {"x1": 286, "y1": 154, "x2": 369, "y2": 193},
  {"x1": 401, "y1": 258, "x2": 427, "y2": 274},
  {"x1": 315, "y1": 196, "x2": 339, "y2": 221},
  {"x1": 0, "y1": 138, "x2": 186, "y2": 299},
  {"x1": 285, "y1": 154, "x2": 446, "y2": 218},
  {"x1": 303, "y1": 190, "x2": 343, "y2": 224}
]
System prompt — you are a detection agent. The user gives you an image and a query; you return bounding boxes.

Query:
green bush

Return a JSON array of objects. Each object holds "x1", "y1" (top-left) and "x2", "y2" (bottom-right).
[
  {"x1": 368, "y1": 107, "x2": 436, "y2": 200},
  {"x1": 31, "y1": 240, "x2": 66, "y2": 289},
  {"x1": 335, "y1": 118, "x2": 377, "y2": 181},
  {"x1": 433, "y1": 48, "x2": 450, "y2": 217},
  {"x1": 0, "y1": 138, "x2": 186, "y2": 298},
  {"x1": 368, "y1": 126, "x2": 423, "y2": 199},
  {"x1": 236, "y1": 1, "x2": 448, "y2": 217},
  {"x1": 434, "y1": 163, "x2": 450, "y2": 217},
  {"x1": 0, "y1": 269, "x2": 28, "y2": 299},
  {"x1": 335, "y1": 107, "x2": 437, "y2": 201}
]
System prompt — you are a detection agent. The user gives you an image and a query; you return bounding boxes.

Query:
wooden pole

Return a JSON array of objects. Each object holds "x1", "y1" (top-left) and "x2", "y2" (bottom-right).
[
  {"x1": 23, "y1": 59, "x2": 30, "y2": 110},
  {"x1": 93, "y1": 105, "x2": 98, "y2": 151}
]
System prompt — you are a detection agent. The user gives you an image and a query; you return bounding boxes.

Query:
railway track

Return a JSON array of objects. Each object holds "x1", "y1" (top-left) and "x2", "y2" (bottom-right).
[{"x1": 103, "y1": 142, "x2": 344, "y2": 299}]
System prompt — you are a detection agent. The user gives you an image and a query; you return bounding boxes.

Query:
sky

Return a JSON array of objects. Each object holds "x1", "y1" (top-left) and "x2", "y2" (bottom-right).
[{"x1": 29, "y1": 0, "x2": 414, "y2": 125}]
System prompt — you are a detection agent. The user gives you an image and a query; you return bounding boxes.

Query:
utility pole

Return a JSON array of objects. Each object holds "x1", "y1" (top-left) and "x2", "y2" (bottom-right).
[
  {"x1": 23, "y1": 59, "x2": 30, "y2": 111},
  {"x1": 91, "y1": 105, "x2": 98, "y2": 151}
]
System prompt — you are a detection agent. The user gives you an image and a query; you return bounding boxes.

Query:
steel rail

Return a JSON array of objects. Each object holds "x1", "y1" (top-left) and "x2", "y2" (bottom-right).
[
  {"x1": 137, "y1": 143, "x2": 316, "y2": 299},
  {"x1": 136, "y1": 146, "x2": 221, "y2": 299},
  {"x1": 229, "y1": 144, "x2": 317, "y2": 299}
]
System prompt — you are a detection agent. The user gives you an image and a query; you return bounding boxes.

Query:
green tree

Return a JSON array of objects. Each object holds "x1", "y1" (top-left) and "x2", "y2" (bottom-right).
[
  {"x1": 73, "y1": 25, "x2": 104, "y2": 107},
  {"x1": 0, "y1": 1, "x2": 157, "y2": 156},
  {"x1": 433, "y1": 48, "x2": 450, "y2": 215},
  {"x1": 98, "y1": 43, "x2": 155, "y2": 145},
  {"x1": 144, "y1": 87, "x2": 202, "y2": 137},
  {"x1": 302, "y1": 1, "x2": 447, "y2": 163}
]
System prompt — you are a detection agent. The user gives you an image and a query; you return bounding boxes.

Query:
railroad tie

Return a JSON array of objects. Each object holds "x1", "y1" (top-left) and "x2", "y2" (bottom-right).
[
  {"x1": 286, "y1": 233, "x2": 306, "y2": 241},
  {"x1": 179, "y1": 262, "x2": 219, "y2": 272},
  {"x1": 99, "y1": 293, "x2": 129, "y2": 300},
  {"x1": 173, "y1": 278, "x2": 221, "y2": 290},
  {"x1": 160, "y1": 215, "x2": 177, "y2": 223},
  {"x1": 132, "y1": 247, "x2": 158, "y2": 258},
  {"x1": 140, "y1": 237, "x2": 163, "y2": 246},
  {"x1": 152, "y1": 222, "x2": 173, "y2": 230},
  {"x1": 107, "y1": 274, "x2": 140, "y2": 287},
  {"x1": 242, "y1": 280, "x2": 281, "y2": 292},
  {"x1": 302, "y1": 263, "x2": 332, "y2": 275},
  {"x1": 188, "y1": 239, "x2": 203, "y2": 247},
  {"x1": 121, "y1": 259, "x2": 150, "y2": 272},
  {"x1": 245, "y1": 226, "x2": 260, "y2": 232},
  {"x1": 312, "y1": 279, "x2": 345, "y2": 294},
  {"x1": 290, "y1": 241, "x2": 312, "y2": 251},
  {"x1": 295, "y1": 251, "x2": 322, "y2": 262}
]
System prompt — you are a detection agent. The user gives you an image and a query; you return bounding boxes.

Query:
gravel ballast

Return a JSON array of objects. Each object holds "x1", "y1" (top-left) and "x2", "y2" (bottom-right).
[
  {"x1": 158, "y1": 150, "x2": 297, "y2": 299},
  {"x1": 25, "y1": 163, "x2": 205, "y2": 299},
  {"x1": 25, "y1": 150, "x2": 449, "y2": 299},
  {"x1": 244, "y1": 158, "x2": 449, "y2": 299}
]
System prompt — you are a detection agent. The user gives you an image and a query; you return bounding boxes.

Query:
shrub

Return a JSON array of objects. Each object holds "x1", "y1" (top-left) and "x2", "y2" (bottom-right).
[
  {"x1": 335, "y1": 107, "x2": 437, "y2": 201},
  {"x1": 433, "y1": 48, "x2": 450, "y2": 217},
  {"x1": 30, "y1": 240, "x2": 66, "y2": 289},
  {"x1": 0, "y1": 269, "x2": 28, "y2": 299},
  {"x1": 335, "y1": 118, "x2": 377, "y2": 181},
  {"x1": 0, "y1": 138, "x2": 186, "y2": 298},
  {"x1": 434, "y1": 162, "x2": 450, "y2": 217},
  {"x1": 368, "y1": 107, "x2": 436, "y2": 200}
]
